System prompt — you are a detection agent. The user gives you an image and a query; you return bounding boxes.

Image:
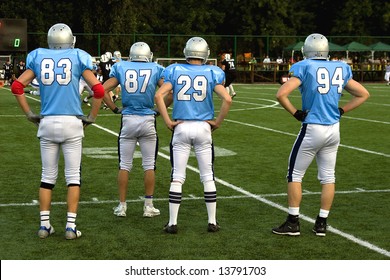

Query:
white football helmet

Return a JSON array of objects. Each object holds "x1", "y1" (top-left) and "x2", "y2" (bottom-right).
[
  {"x1": 129, "y1": 42, "x2": 153, "y2": 62},
  {"x1": 105, "y1": 51, "x2": 113, "y2": 60},
  {"x1": 47, "y1": 23, "x2": 76, "y2": 49},
  {"x1": 113, "y1": 50, "x2": 121, "y2": 60},
  {"x1": 225, "y1": 53, "x2": 231, "y2": 60},
  {"x1": 302, "y1": 33, "x2": 329, "y2": 60},
  {"x1": 100, "y1": 54, "x2": 109, "y2": 63},
  {"x1": 183, "y1": 37, "x2": 210, "y2": 64}
]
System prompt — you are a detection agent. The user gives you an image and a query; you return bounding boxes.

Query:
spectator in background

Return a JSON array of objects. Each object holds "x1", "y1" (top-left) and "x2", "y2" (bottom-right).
[
  {"x1": 249, "y1": 56, "x2": 257, "y2": 70},
  {"x1": 384, "y1": 61, "x2": 390, "y2": 86},
  {"x1": 263, "y1": 55, "x2": 271, "y2": 70},
  {"x1": 276, "y1": 56, "x2": 283, "y2": 70}
]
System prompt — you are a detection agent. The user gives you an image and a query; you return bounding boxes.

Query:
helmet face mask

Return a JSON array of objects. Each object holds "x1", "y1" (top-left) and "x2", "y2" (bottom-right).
[
  {"x1": 47, "y1": 23, "x2": 75, "y2": 50},
  {"x1": 183, "y1": 37, "x2": 210, "y2": 64},
  {"x1": 129, "y1": 42, "x2": 153, "y2": 62},
  {"x1": 302, "y1": 33, "x2": 329, "y2": 60}
]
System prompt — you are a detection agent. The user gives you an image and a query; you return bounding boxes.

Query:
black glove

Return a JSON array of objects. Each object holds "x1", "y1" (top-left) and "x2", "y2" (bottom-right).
[
  {"x1": 338, "y1": 107, "x2": 344, "y2": 116},
  {"x1": 26, "y1": 110, "x2": 42, "y2": 126},
  {"x1": 293, "y1": 110, "x2": 307, "y2": 122},
  {"x1": 79, "y1": 114, "x2": 96, "y2": 128},
  {"x1": 112, "y1": 107, "x2": 122, "y2": 114}
]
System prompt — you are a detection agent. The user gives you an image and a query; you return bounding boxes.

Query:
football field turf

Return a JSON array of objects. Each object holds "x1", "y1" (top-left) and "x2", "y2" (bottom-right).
[{"x1": 0, "y1": 83, "x2": 389, "y2": 262}]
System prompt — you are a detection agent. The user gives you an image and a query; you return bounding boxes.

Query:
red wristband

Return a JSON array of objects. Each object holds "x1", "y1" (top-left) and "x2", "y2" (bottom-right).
[
  {"x1": 11, "y1": 80, "x2": 25, "y2": 95},
  {"x1": 92, "y1": 83, "x2": 104, "y2": 99}
]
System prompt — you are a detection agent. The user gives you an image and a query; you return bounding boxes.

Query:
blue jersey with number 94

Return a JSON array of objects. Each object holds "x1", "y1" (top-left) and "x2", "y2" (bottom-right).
[
  {"x1": 163, "y1": 63, "x2": 225, "y2": 121},
  {"x1": 26, "y1": 48, "x2": 93, "y2": 116},
  {"x1": 289, "y1": 59, "x2": 352, "y2": 125}
]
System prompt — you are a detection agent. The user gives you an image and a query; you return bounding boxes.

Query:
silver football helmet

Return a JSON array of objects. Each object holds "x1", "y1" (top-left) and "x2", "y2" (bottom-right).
[
  {"x1": 113, "y1": 50, "x2": 121, "y2": 60},
  {"x1": 47, "y1": 23, "x2": 76, "y2": 49},
  {"x1": 129, "y1": 42, "x2": 153, "y2": 62},
  {"x1": 183, "y1": 37, "x2": 210, "y2": 64},
  {"x1": 302, "y1": 33, "x2": 329, "y2": 59}
]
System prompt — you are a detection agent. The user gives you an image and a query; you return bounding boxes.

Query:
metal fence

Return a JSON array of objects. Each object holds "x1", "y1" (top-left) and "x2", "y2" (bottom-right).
[{"x1": 6, "y1": 33, "x2": 390, "y2": 83}]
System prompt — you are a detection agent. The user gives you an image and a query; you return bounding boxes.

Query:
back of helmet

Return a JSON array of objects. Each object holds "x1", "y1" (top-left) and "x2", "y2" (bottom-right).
[
  {"x1": 47, "y1": 23, "x2": 75, "y2": 49},
  {"x1": 183, "y1": 37, "x2": 210, "y2": 64},
  {"x1": 302, "y1": 33, "x2": 329, "y2": 60},
  {"x1": 129, "y1": 42, "x2": 153, "y2": 62}
]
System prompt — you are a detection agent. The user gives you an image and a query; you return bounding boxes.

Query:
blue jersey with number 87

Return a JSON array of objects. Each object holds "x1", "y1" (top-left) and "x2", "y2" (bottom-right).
[{"x1": 289, "y1": 59, "x2": 352, "y2": 125}]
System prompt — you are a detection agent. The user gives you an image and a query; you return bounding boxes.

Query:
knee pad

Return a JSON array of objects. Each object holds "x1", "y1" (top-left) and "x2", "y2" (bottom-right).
[{"x1": 40, "y1": 182, "x2": 55, "y2": 189}]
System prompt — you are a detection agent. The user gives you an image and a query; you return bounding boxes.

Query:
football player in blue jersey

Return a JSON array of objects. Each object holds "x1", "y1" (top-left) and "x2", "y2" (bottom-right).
[
  {"x1": 11, "y1": 23, "x2": 104, "y2": 240},
  {"x1": 272, "y1": 33, "x2": 369, "y2": 237},
  {"x1": 155, "y1": 37, "x2": 232, "y2": 234},
  {"x1": 102, "y1": 42, "x2": 168, "y2": 219}
]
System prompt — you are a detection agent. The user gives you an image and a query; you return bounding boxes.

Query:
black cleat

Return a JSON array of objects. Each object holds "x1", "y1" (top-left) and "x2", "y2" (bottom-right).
[
  {"x1": 163, "y1": 223, "x2": 178, "y2": 234},
  {"x1": 312, "y1": 216, "x2": 327, "y2": 237},
  {"x1": 207, "y1": 223, "x2": 220, "y2": 232},
  {"x1": 272, "y1": 220, "x2": 300, "y2": 236}
]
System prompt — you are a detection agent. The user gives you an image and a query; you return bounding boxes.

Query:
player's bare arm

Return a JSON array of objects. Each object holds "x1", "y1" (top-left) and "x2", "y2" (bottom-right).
[
  {"x1": 207, "y1": 84, "x2": 232, "y2": 131},
  {"x1": 155, "y1": 82, "x2": 181, "y2": 130},
  {"x1": 342, "y1": 79, "x2": 370, "y2": 113}
]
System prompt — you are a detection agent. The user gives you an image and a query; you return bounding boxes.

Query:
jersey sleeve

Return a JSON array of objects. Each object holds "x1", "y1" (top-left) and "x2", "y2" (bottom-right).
[
  {"x1": 77, "y1": 49, "x2": 93, "y2": 72},
  {"x1": 212, "y1": 66, "x2": 225, "y2": 85},
  {"x1": 343, "y1": 64, "x2": 353, "y2": 85},
  {"x1": 26, "y1": 49, "x2": 39, "y2": 71},
  {"x1": 109, "y1": 63, "x2": 118, "y2": 78},
  {"x1": 162, "y1": 64, "x2": 175, "y2": 84},
  {"x1": 288, "y1": 62, "x2": 305, "y2": 81}
]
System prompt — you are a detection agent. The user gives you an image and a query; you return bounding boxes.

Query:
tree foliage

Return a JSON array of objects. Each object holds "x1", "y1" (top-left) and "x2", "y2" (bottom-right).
[{"x1": 0, "y1": 0, "x2": 388, "y2": 57}]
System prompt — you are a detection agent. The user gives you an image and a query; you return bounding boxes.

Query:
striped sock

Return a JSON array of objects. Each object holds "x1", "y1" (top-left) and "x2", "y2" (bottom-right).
[
  {"x1": 40, "y1": 210, "x2": 51, "y2": 228},
  {"x1": 168, "y1": 182, "x2": 182, "y2": 225},
  {"x1": 66, "y1": 212, "x2": 77, "y2": 230},
  {"x1": 204, "y1": 181, "x2": 217, "y2": 225}
]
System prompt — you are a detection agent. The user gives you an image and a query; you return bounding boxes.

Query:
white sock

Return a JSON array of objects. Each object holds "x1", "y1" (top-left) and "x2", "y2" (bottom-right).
[
  {"x1": 229, "y1": 85, "x2": 235, "y2": 94},
  {"x1": 288, "y1": 207, "x2": 300, "y2": 216},
  {"x1": 144, "y1": 196, "x2": 153, "y2": 207},
  {"x1": 319, "y1": 209, "x2": 329, "y2": 218}
]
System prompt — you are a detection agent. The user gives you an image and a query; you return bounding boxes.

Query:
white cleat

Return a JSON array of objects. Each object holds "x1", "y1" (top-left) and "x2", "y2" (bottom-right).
[
  {"x1": 143, "y1": 205, "x2": 160, "y2": 217},
  {"x1": 113, "y1": 203, "x2": 127, "y2": 217}
]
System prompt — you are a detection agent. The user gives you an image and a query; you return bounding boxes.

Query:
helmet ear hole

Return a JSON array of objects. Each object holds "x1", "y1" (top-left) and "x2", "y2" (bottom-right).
[
  {"x1": 183, "y1": 37, "x2": 210, "y2": 64},
  {"x1": 47, "y1": 23, "x2": 75, "y2": 49},
  {"x1": 302, "y1": 33, "x2": 329, "y2": 60}
]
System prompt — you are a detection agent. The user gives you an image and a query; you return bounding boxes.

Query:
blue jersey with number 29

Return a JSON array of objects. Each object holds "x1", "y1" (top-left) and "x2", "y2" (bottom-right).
[
  {"x1": 163, "y1": 63, "x2": 225, "y2": 121},
  {"x1": 26, "y1": 48, "x2": 93, "y2": 116},
  {"x1": 289, "y1": 59, "x2": 352, "y2": 125}
]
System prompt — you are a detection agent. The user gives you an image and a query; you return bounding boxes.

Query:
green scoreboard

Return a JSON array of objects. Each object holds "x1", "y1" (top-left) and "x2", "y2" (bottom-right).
[{"x1": 0, "y1": 19, "x2": 27, "y2": 52}]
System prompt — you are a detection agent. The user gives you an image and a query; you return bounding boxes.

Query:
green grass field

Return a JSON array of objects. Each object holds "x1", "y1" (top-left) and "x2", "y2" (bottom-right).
[{"x1": 0, "y1": 82, "x2": 389, "y2": 262}]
